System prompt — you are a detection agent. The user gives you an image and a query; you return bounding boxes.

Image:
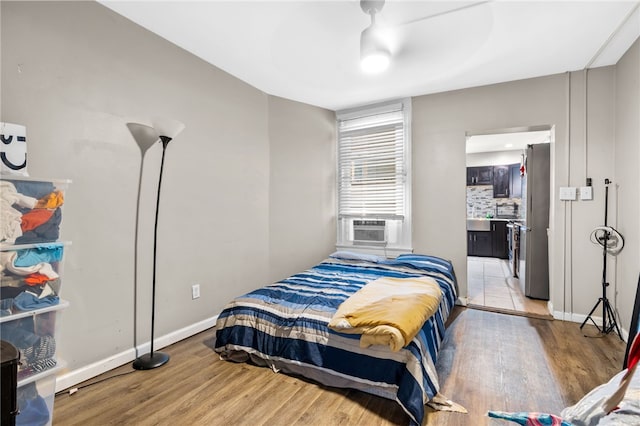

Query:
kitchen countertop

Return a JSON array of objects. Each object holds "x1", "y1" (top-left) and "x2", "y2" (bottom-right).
[
  {"x1": 467, "y1": 217, "x2": 520, "y2": 221},
  {"x1": 467, "y1": 217, "x2": 525, "y2": 231}
]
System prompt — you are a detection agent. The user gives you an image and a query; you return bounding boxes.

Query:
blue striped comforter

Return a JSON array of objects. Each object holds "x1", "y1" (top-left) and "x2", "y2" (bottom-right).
[{"x1": 214, "y1": 253, "x2": 458, "y2": 425}]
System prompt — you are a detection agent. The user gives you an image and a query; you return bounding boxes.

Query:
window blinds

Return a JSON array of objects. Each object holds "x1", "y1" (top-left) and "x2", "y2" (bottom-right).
[{"x1": 337, "y1": 107, "x2": 406, "y2": 220}]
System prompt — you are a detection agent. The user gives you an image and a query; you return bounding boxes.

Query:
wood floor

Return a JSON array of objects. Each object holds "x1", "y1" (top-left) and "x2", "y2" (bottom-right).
[{"x1": 54, "y1": 307, "x2": 626, "y2": 426}]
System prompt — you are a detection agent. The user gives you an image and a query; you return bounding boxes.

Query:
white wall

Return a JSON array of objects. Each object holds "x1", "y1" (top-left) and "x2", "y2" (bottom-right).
[
  {"x1": 466, "y1": 150, "x2": 523, "y2": 167},
  {"x1": 1, "y1": 1, "x2": 335, "y2": 385}
]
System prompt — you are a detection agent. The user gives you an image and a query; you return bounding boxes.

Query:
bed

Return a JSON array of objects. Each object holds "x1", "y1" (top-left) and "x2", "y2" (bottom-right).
[{"x1": 214, "y1": 252, "x2": 458, "y2": 425}]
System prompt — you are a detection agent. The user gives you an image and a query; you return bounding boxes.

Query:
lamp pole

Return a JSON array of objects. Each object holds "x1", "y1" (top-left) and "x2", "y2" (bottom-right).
[{"x1": 133, "y1": 135, "x2": 172, "y2": 370}]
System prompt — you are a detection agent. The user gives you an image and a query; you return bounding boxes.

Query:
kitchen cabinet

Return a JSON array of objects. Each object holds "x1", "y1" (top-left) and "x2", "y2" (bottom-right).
[
  {"x1": 491, "y1": 220, "x2": 508, "y2": 259},
  {"x1": 467, "y1": 221, "x2": 509, "y2": 258},
  {"x1": 493, "y1": 165, "x2": 510, "y2": 198},
  {"x1": 466, "y1": 166, "x2": 493, "y2": 185},
  {"x1": 509, "y1": 164, "x2": 522, "y2": 198},
  {"x1": 468, "y1": 231, "x2": 492, "y2": 257},
  {"x1": 467, "y1": 163, "x2": 522, "y2": 198}
]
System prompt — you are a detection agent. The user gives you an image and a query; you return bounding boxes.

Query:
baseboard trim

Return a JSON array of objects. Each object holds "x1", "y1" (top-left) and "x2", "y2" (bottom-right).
[
  {"x1": 456, "y1": 297, "x2": 468, "y2": 307},
  {"x1": 56, "y1": 315, "x2": 218, "y2": 392},
  {"x1": 552, "y1": 310, "x2": 629, "y2": 341}
]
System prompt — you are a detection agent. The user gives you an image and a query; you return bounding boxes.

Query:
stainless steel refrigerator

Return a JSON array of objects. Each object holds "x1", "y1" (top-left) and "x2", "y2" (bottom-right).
[{"x1": 518, "y1": 143, "x2": 550, "y2": 299}]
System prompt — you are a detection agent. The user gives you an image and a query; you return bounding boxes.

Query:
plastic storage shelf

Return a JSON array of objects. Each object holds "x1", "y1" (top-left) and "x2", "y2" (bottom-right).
[
  {"x1": 0, "y1": 301, "x2": 68, "y2": 382},
  {"x1": 16, "y1": 364, "x2": 65, "y2": 426},
  {"x1": 1, "y1": 175, "x2": 70, "y2": 425},
  {"x1": 0, "y1": 175, "x2": 70, "y2": 245},
  {"x1": 0, "y1": 242, "x2": 69, "y2": 314}
]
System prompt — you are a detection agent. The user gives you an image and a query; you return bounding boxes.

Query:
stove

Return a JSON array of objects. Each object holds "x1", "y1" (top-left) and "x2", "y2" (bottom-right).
[{"x1": 507, "y1": 222, "x2": 520, "y2": 277}]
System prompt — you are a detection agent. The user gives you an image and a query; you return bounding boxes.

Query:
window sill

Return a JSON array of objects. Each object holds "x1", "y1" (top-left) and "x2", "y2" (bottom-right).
[{"x1": 335, "y1": 244, "x2": 413, "y2": 259}]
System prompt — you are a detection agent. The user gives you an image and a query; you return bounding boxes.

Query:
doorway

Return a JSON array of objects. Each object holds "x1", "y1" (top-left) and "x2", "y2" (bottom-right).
[{"x1": 465, "y1": 128, "x2": 552, "y2": 319}]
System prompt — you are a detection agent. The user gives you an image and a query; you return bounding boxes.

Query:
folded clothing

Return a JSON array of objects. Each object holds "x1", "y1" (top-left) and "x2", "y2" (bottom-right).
[
  {"x1": 0, "y1": 251, "x2": 59, "y2": 279},
  {"x1": 14, "y1": 245, "x2": 64, "y2": 267},
  {"x1": 9, "y1": 180, "x2": 55, "y2": 200},
  {"x1": 15, "y1": 208, "x2": 61, "y2": 244},
  {"x1": 1, "y1": 317, "x2": 57, "y2": 378},
  {"x1": 0, "y1": 181, "x2": 37, "y2": 209},
  {"x1": 13, "y1": 292, "x2": 59, "y2": 311},
  {"x1": 17, "y1": 382, "x2": 50, "y2": 426},
  {"x1": 21, "y1": 209, "x2": 54, "y2": 233},
  {"x1": 35, "y1": 190, "x2": 63, "y2": 209},
  {"x1": 1, "y1": 198, "x2": 23, "y2": 243}
]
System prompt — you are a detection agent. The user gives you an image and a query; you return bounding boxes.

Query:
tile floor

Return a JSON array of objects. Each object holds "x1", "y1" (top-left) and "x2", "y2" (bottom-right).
[{"x1": 467, "y1": 256, "x2": 552, "y2": 319}]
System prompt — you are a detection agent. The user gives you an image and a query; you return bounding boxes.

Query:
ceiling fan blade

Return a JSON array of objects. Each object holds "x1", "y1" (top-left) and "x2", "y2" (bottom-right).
[{"x1": 397, "y1": 1, "x2": 491, "y2": 27}]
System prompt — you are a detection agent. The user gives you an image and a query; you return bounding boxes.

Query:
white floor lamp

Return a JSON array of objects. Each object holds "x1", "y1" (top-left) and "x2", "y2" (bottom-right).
[{"x1": 127, "y1": 119, "x2": 184, "y2": 370}]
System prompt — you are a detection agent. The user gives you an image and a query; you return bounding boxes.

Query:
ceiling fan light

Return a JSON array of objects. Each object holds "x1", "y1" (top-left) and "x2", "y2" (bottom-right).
[
  {"x1": 361, "y1": 51, "x2": 390, "y2": 73},
  {"x1": 360, "y1": 24, "x2": 391, "y2": 74}
]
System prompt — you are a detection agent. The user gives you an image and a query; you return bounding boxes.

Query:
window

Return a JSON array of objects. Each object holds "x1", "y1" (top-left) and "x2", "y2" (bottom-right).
[{"x1": 336, "y1": 99, "x2": 412, "y2": 253}]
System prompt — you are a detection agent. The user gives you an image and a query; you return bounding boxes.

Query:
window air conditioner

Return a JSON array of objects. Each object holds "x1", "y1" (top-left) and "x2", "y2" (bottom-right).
[{"x1": 353, "y1": 220, "x2": 386, "y2": 245}]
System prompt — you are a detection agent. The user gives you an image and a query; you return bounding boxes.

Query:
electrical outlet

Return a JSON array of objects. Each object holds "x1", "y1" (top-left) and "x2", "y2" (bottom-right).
[{"x1": 191, "y1": 284, "x2": 200, "y2": 300}]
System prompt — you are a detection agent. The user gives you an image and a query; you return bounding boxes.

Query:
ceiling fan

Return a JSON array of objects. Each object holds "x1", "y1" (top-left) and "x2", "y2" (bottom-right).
[
  {"x1": 358, "y1": 0, "x2": 491, "y2": 74},
  {"x1": 359, "y1": 0, "x2": 390, "y2": 73}
]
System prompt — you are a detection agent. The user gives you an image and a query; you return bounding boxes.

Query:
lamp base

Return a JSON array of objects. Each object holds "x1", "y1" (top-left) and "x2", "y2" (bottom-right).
[{"x1": 132, "y1": 351, "x2": 170, "y2": 370}]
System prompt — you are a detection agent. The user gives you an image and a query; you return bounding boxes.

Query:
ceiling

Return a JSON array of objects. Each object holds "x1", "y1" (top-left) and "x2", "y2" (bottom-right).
[
  {"x1": 466, "y1": 129, "x2": 550, "y2": 154},
  {"x1": 99, "y1": 1, "x2": 640, "y2": 111}
]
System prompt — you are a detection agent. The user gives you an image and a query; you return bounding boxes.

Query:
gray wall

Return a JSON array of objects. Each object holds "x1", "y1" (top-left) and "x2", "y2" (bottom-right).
[
  {"x1": 268, "y1": 96, "x2": 336, "y2": 282},
  {"x1": 613, "y1": 38, "x2": 640, "y2": 334},
  {"x1": 1, "y1": 1, "x2": 334, "y2": 378},
  {"x1": 412, "y1": 74, "x2": 570, "y2": 309},
  {"x1": 2, "y1": 0, "x2": 638, "y2": 390},
  {"x1": 410, "y1": 65, "x2": 639, "y2": 331}
]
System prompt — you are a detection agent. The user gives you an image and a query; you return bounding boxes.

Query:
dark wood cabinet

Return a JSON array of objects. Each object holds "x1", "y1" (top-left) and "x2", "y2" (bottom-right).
[
  {"x1": 491, "y1": 220, "x2": 508, "y2": 259},
  {"x1": 467, "y1": 163, "x2": 522, "y2": 199},
  {"x1": 468, "y1": 222, "x2": 509, "y2": 259},
  {"x1": 466, "y1": 166, "x2": 493, "y2": 185},
  {"x1": 509, "y1": 164, "x2": 522, "y2": 198},
  {"x1": 468, "y1": 231, "x2": 492, "y2": 257},
  {"x1": 493, "y1": 165, "x2": 510, "y2": 198}
]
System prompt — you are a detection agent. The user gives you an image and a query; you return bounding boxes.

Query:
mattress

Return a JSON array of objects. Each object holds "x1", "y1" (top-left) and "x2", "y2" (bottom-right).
[{"x1": 214, "y1": 252, "x2": 458, "y2": 425}]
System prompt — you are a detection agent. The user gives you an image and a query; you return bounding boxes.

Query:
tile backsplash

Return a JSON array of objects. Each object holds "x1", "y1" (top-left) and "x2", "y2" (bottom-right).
[{"x1": 467, "y1": 185, "x2": 522, "y2": 218}]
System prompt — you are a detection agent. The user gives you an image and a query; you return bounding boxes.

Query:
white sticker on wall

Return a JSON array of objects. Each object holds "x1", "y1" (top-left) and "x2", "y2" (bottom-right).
[{"x1": 0, "y1": 122, "x2": 28, "y2": 176}]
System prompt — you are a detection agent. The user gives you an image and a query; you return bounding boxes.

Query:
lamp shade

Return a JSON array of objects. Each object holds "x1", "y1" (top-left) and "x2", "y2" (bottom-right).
[
  {"x1": 152, "y1": 118, "x2": 185, "y2": 140},
  {"x1": 126, "y1": 123, "x2": 160, "y2": 155}
]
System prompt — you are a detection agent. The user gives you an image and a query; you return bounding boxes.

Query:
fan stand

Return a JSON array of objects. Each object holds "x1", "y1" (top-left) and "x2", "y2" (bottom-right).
[{"x1": 580, "y1": 179, "x2": 622, "y2": 339}]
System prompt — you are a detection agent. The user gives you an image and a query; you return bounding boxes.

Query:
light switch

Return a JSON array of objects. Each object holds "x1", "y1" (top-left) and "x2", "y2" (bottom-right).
[
  {"x1": 580, "y1": 186, "x2": 593, "y2": 200},
  {"x1": 559, "y1": 186, "x2": 577, "y2": 200}
]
